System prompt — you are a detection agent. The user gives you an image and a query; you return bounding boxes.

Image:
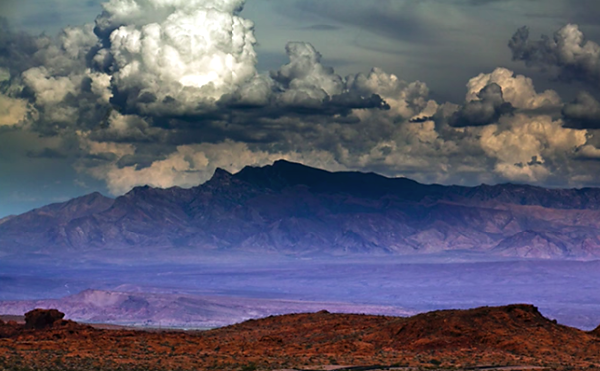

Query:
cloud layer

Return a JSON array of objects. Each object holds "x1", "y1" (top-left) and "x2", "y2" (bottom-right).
[{"x1": 3, "y1": 0, "x2": 600, "y2": 197}]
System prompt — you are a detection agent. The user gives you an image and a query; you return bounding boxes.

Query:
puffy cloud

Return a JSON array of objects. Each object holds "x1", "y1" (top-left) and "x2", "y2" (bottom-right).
[
  {"x1": 105, "y1": 110, "x2": 162, "y2": 139},
  {"x1": 272, "y1": 42, "x2": 343, "y2": 105},
  {"x1": 9, "y1": 24, "x2": 110, "y2": 135},
  {"x1": 510, "y1": 24, "x2": 600, "y2": 84},
  {"x1": 41, "y1": 24, "x2": 99, "y2": 74},
  {"x1": 509, "y1": 24, "x2": 600, "y2": 132},
  {"x1": 437, "y1": 67, "x2": 588, "y2": 184},
  {"x1": 95, "y1": 0, "x2": 246, "y2": 36},
  {"x1": 346, "y1": 67, "x2": 430, "y2": 119},
  {"x1": 0, "y1": 68, "x2": 33, "y2": 127},
  {"x1": 479, "y1": 114, "x2": 587, "y2": 183},
  {"x1": 263, "y1": 42, "x2": 390, "y2": 114},
  {"x1": 464, "y1": 68, "x2": 561, "y2": 110},
  {"x1": 104, "y1": 0, "x2": 258, "y2": 115},
  {"x1": 0, "y1": 94, "x2": 29, "y2": 127},
  {"x1": 446, "y1": 67, "x2": 564, "y2": 128},
  {"x1": 22, "y1": 67, "x2": 80, "y2": 106}
]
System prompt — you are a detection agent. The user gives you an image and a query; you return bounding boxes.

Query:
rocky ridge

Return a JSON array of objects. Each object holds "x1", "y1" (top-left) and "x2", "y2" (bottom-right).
[{"x1": 0, "y1": 305, "x2": 599, "y2": 370}]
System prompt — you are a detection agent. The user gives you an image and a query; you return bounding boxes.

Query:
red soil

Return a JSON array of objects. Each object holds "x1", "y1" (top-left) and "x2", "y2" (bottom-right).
[{"x1": 0, "y1": 305, "x2": 599, "y2": 370}]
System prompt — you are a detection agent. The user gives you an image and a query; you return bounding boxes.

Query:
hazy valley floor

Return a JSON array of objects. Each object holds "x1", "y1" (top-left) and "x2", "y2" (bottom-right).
[{"x1": 0, "y1": 254, "x2": 599, "y2": 330}]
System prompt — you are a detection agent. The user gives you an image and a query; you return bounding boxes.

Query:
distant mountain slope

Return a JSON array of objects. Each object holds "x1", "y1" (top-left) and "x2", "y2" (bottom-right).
[
  {"x1": 2, "y1": 160, "x2": 600, "y2": 258},
  {"x1": 0, "y1": 192, "x2": 114, "y2": 252}
]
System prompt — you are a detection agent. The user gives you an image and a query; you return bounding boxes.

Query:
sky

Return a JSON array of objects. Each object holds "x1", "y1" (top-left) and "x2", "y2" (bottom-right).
[{"x1": 2, "y1": 0, "x2": 600, "y2": 217}]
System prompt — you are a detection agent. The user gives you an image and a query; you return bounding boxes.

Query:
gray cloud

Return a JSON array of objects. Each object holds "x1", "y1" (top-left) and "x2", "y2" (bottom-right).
[
  {"x1": 26, "y1": 148, "x2": 69, "y2": 159},
  {"x1": 408, "y1": 116, "x2": 433, "y2": 123},
  {"x1": 562, "y1": 91, "x2": 600, "y2": 129},
  {"x1": 289, "y1": 0, "x2": 436, "y2": 45},
  {"x1": 116, "y1": 153, "x2": 166, "y2": 170},
  {"x1": 0, "y1": 18, "x2": 40, "y2": 77},
  {"x1": 509, "y1": 23, "x2": 600, "y2": 130},
  {"x1": 449, "y1": 83, "x2": 514, "y2": 127},
  {"x1": 509, "y1": 24, "x2": 600, "y2": 85},
  {"x1": 302, "y1": 25, "x2": 340, "y2": 31}
]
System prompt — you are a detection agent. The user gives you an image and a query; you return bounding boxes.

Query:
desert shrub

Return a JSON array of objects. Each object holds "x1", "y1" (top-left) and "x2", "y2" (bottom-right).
[
  {"x1": 429, "y1": 358, "x2": 442, "y2": 366},
  {"x1": 240, "y1": 363, "x2": 257, "y2": 371}
]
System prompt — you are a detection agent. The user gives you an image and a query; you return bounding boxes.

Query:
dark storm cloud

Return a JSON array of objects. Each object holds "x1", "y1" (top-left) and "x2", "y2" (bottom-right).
[
  {"x1": 116, "y1": 153, "x2": 164, "y2": 170},
  {"x1": 562, "y1": 91, "x2": 600, "y2": 129},
  {"x1": 226, "y1": 92, "x2": 390, "y2": 118},
  {"x1": 509, "y1": 22, "x2": 600, "y2": 129},
  {"x1": 328, "y1": 92, "x2": 390, "y2": 111},
  {"x1": 82, "y1": 152, "x2": 118, "y2": 162},
  {"x1": 408, "y1": 116, "x2": 433, "y2": 123},
  {"x1": 449, "y1": 83, "x2": 515, "y2": 127},
  {"x1": 0, "y1": 18, "x2": 39, "y2": 76},
  {"x1": 514, "y1": 155, "x2": 543, "y2": 168},
  {"x1": 509, "y1": 24, "x2": 600, "y2": 85}
]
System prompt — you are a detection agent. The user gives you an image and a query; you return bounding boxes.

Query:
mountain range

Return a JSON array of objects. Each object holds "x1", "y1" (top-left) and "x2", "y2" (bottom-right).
[{"x1": 2, "y1": 159, "x2": 600, "y2": 258}]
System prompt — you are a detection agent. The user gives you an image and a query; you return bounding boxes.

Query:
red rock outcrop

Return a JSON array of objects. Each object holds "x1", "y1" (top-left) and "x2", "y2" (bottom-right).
[
  {"x1": 24, "y1": 309, "x2": 65, "y2": 329},
  {"x1": 0, "y1": 305, "x2": 599, "y2": 370}
]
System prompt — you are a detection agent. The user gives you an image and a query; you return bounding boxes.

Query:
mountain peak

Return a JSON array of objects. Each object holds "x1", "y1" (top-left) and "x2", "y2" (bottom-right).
[
  {"x1": 213, "y1": 167, "x2": 232, "y2": 177},
  {"x1": 271, "y1": 159, "x2": 310, "y2": 168},
  {"x1": 235, "y1": 160, "x2": 430, "y2": 200},
  {"x1": 272, "y1": 159, "x2": 294, "y2": 166},
  {"x1": 124, "y1": 185, "x2": 152, "y2": 196},
  {"x1": 43, "y1": 191, "x2": 114, "y2": 213},
  {"x1": 206, "y1": 167, "x2": 233, "y2": 186},
  {"x1": 234, "y1": 160, "x2": 332, "y2": 191}
]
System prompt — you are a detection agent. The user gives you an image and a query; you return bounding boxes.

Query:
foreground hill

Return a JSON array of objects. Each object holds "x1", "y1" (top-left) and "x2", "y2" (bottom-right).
[
  {"x1": 2, "y1": 160, "x2": 600, "y2": 258},
  {"x1": 1, "y1": 305, "x2": 599, "y2": 370}
]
